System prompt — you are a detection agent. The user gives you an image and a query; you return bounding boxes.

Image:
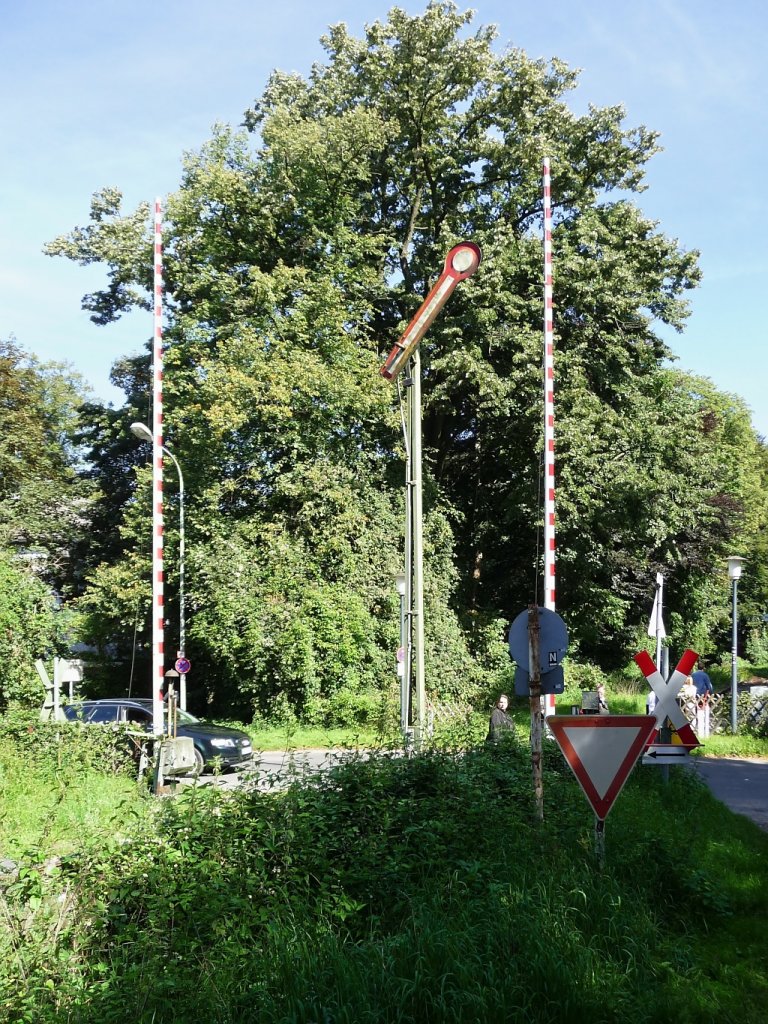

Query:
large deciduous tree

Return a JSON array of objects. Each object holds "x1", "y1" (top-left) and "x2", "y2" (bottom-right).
[
  {"x1": 0, "y1": 339, "x2": 93, "y2": 598},
  {"x1": 0, "y1": 341, "x2": 89, "y2": 709},
  {"x1": 47, "y1": 3, "x2": 767, "y2": 713}
]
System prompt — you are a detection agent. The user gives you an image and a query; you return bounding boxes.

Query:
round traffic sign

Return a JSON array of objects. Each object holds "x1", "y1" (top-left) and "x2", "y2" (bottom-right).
[
  {"x1": 175, "y1": 657, "x2": 191, "y2": 675},
  {"x1": 508, "y1": 607, "x2": 568, "y2": 672}
]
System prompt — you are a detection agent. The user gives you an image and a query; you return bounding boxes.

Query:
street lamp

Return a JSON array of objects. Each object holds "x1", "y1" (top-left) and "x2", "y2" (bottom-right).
[
  {"x1": 727, "y1": 555, "x2": 745, "y2": 734},
  {"x1": 130, "y1": 422, "x2": 187, "y2": 710}
]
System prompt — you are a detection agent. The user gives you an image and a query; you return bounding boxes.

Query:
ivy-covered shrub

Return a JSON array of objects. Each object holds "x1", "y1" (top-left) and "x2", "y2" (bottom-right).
[
  {"x1": 0, "y1": 551, "x2": 57, "y2": 712},
  {"x1": 561, "y1": 660, "x2": 610, "y2": 707},
  {"x1": 0, "y1": 708, "x2": 137, "y2": 780}
]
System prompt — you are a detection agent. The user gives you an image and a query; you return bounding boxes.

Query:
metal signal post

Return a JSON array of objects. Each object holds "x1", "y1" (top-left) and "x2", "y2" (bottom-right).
[{"x1": 381, "y1": 242, "x2": 481, "y2": 747}]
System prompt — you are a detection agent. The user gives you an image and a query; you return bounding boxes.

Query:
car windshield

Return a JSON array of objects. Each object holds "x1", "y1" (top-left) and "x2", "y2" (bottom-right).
[
  {"x1": 141, "y1": 706, "x2": 202, "y2": 725},
  {"x1": 173, "y1": 709, "x2": 200, "y2": 724}
]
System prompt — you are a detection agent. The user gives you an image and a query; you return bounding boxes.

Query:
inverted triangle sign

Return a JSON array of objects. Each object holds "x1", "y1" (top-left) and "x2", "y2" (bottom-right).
[{"x1": 546, "y1": 715, "x2": 657, "y2": 820}]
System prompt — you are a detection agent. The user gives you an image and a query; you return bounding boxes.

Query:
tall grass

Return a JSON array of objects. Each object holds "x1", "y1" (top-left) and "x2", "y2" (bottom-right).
[
  {"x1": 0, "y1": 715, "x2": 148, "y2": 859},
  {"x1": 243, "y1": 720, "x2": 392, "y2": 751},
  {"x1": 0, "y1": 745, "x2": 145, "y2": 858},
  {"x1": 2, "y1": 728, "x2": 767, "y2": 1023}
]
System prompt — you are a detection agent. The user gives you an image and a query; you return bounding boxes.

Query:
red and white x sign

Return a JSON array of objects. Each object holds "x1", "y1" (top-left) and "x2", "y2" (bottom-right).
[{"x1": 634, "y1": 649, "x2": 700, "y2": 749}]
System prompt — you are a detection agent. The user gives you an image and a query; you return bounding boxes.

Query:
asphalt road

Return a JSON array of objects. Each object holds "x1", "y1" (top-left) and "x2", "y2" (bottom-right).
[
  {"x1": 694, "y1": 757, "x2": 768, "y2": 832},
  {"x1": 177, "y1": 748, "x2": 366, "y2": 791}
]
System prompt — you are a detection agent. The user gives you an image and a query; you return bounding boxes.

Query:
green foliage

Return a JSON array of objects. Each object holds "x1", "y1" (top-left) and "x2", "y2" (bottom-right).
[
  {"x1": 0, "y1": 339, "x2": 95, "y2": 598},
  {"x1": 2, "y1": 737, "x2": 768, "y2": 1022},
  {"x1": 45, "y1": 3, "x2": 768, "y2": 719},
  {"x1": 610, "y1": 767, "x2": 736, "y2": 921},
  {"x1": 746, "y1": 623, "x2": 768, "y2": 667},
  {"x1": 187, "y1": 473, "x2": 399, "y2": 717},
  {"x1": 0, "y1": 709, "x2": 137, "y2": 783},
  {"x1": 245, "y1": 719, "x2": 394, "y2": 751},
  {"x1": 0, "y1": 551, "x2": 59, "y2": 711},
  {"x1": 563, "y1": 659, "x2": 609, "y2": 696},
  {"x1": 0, "y1": 709, "x2": 142, "y2": 858},
  {"x1": 695, "y1": 731, "x2": 768, "y2": 758}
]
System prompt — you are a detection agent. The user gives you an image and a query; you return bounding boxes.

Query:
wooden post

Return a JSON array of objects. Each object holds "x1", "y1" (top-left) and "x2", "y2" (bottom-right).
[{"x1": 529, "y1": 605, "x2": 544, "y2": 821}]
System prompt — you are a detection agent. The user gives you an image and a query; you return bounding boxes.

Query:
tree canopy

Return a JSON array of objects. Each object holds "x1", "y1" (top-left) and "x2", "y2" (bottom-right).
[
  {"x1": 0, "y1": 339, "x2": 94, "y2": 597},
  {"x1": 0, "y1": 340, "x2": 92, "y2": 709},
  {"x1": 44, "y1": 2, "x2": 768, "y2": 715}
]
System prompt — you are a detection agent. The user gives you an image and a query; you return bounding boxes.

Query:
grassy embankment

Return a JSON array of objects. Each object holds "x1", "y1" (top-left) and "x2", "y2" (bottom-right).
[{"x1": 1, "y1": 706, "x2": 767, "y2": 1023}]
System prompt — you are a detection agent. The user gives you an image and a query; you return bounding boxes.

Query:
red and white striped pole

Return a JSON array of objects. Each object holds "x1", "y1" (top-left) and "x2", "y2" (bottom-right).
[
  {"x1": 152, "y1": 198, "x2": 165, "y2": 737},
  {"x1": 542, "y1": 159, "x2": 556, "y2": 716}
]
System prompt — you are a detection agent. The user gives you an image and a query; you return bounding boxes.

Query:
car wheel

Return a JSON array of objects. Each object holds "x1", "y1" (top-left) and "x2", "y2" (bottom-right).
[{"x1": 193, "y1": 747, "x2": 206, "y2": 775}]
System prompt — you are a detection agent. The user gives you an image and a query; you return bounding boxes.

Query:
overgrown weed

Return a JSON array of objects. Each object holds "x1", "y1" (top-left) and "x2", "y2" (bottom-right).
[{"x1": 2, "y1": 718, "x2": 768, "y2": 1022}]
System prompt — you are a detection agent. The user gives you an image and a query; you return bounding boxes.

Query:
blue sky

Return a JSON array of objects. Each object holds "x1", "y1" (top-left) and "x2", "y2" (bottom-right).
[{"x1": 2, "y1": 0, "x2": 766, "y2": 437}]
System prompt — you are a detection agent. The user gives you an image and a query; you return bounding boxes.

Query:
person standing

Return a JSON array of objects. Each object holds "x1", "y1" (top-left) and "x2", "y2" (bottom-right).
[
  {"x1": 597, "y1": 683, "x2": 610, "y2": 715},
  {"x1": 678, "y1": 675, "x2": 697, "y2": 728},
  {"x1": 691, "y1": 663, "x2": 713, "y2": 738},
  {"x1": 681, "y1": 675, "x2": 697, "y2": 701},
  {"x1": 691, "y1": 665, "x2": 714, "y2": 701},
  {"x1": 487, "y1": 694, "x2": 514, "y2": 743}
]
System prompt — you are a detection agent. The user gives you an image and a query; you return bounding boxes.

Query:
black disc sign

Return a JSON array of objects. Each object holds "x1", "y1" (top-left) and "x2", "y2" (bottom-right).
[
  {"x1": 509, "y1": 606, "x2": 569, "y2": 674},
  {"x1": 514, "y1": 664, "x2": 564, "y2": 696}
]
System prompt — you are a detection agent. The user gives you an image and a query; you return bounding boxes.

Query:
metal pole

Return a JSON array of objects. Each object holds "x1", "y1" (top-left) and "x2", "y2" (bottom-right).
[
  {"x1": 731, "y1": 578, "x2": 739, "y2": 734},
  {"x1": 411, "y1": 348, "x2": 426, "y2": 748},
  {"x1": 151, "y1": 198, "x2": 165, "y2": 739},
  {"x1": 655, "y1": 574, "x2": 664, "y2": 671},
  {"x1": 660, "y1": 646, "x2": 670, "y2": 786},
  {"x1": 131, "y1": 421, "x2": 187, "y2": 711},
  {"x1": 166, "y1": 449, "x2": 186, "y2": 711},
  {"x1": 53, "y1": 657, "x2": 61, "y2": 722},
  {"x1": 398, "y1": 583, "x2": 408, "y2": 734},
  {"x1": 542, "y1": 157, "x2": 556, "y2": 723},
  {"x1": 402, "y1": 373, "x2": 414, "y2": 744},
  {"x1": 594, "y1": 817, "x2": 605, "y2": 870},
  {"x1": 379, "y1": 243, "x2": 481, "y2": 749}
]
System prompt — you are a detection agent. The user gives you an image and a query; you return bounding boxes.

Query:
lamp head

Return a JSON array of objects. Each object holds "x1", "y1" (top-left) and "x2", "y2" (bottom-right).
[
  {"x1": 395, "y1": 573, "x2": 407, "y2": 597},
  {"x1": 727, "y1": 555, "x2": 745, "y2": 581},
  {"x1": 130, "y1": 422, "x2": 153, "y2": 444}
]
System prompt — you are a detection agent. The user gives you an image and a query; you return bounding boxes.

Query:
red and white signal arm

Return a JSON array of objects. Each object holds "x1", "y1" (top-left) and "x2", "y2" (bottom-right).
[
  {"x1": 379, "y1": 241, "x2": 482, "y2": 382},
  {"x1": 546, "y1": 715, "x2": 657, "y2": 820}
]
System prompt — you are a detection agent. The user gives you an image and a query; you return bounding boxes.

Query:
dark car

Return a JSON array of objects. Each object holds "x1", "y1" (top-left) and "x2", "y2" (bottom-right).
[{"x1": 62, "y1": 698, "x2": 254, "y2": 773}]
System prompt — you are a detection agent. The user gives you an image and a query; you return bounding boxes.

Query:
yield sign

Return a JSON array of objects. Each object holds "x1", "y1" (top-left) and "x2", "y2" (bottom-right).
[
  {"x1": 633, "y1": 648, "x2": 700, "y2": 749},
  {"x1": 546, "y1": 715, "x2": 657, "y2": 820}
]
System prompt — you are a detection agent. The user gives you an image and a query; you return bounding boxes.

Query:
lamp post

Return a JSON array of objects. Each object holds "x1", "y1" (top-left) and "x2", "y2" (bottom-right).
[
  {"x1": 130, "y1": 422, "x2": 187, "y2": 710},
  {"x1": 727, "y1": 555, "x2": 745, "y2": 734}
]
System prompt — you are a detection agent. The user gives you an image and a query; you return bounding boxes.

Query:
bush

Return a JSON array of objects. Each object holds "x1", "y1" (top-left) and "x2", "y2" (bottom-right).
[
  {"x1": 562, "y1": 660, "x2": 610, "y2": 705},
  {"x1": 0, "y1": 550, "x2": 58, "y2": 713},
  {"x1": 0, "y1": 707, "x2": 138, "y2": 781},
  {"x1": 5, "y1": 740, "x2": 767, "y2": 1022}
]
